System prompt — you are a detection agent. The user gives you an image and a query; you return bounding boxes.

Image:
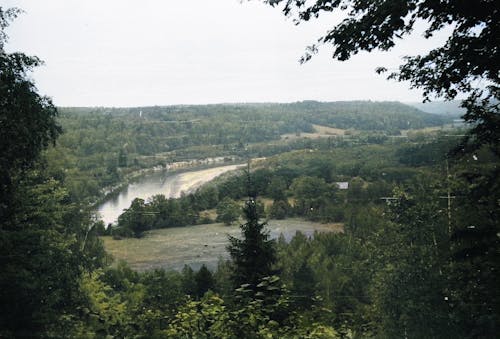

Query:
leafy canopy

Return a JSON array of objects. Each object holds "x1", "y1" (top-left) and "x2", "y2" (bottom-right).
[
  {"x1": 0, "y1": 6, "x2": 61, "y2": 218},
  {"x1": 266, "y1": 0, "x2": 499, "y2": 154}
]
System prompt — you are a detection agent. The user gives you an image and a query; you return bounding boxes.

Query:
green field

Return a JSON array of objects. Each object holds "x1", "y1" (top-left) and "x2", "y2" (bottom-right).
[{"x1": 102, "y1": 218, "x2": 343, "y2": 271}]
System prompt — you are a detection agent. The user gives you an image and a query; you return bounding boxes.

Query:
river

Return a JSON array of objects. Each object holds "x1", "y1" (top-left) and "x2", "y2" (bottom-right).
[{"x1": 97, "y1": 163, "x2": 245, "y2": 225}]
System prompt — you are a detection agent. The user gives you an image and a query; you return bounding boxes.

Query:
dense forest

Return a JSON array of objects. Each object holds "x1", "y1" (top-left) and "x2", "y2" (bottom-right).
[
  {"x1": 100, "y1": 128, "x2": 498, "y2": 338},
  {"x1": 47, "y1": 101, "x2": 449, "y2": 203},
  {"x1": 108, "y1": 131, "x2": 457, "y2": 236},
  {"x1": 1, "y1": 2, "x2": 499, "y2": 338}
]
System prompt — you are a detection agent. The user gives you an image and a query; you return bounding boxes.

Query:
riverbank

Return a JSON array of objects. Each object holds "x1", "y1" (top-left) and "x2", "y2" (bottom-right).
[
  {"x1": 93, "y1": 156, "x2": 243, "y2": 207},
  {"x1": 97, "y1": 163, "x2": 247, "y2": 225}
]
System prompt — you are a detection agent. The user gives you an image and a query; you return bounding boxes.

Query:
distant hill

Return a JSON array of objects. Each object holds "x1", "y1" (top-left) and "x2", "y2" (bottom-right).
[
  {"x1": 283, "y1": 100, "x2": 450, "y2": 131},
  {"x1": 61, "y1": 100, "x2": 451, "y2": 133},
  {"x1": 406, "y1": 100, "x2": 465, "y2": 117},
  {"x1": 52, "y1": 100, "x2": 452, "y2": 201}
]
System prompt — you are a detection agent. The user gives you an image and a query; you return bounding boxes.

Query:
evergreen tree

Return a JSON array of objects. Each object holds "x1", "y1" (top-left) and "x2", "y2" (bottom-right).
[
  {"x1": 291, "y1": 262, "x2": 317, "y2": 309},
  {"x1": 195, "y1": 264, "x2": 215, "y2": 298},
  {"x1": 181, "y1": 265, "x2": 196, "y2": 296},
  {"x1": 227, "y1": 198, "x2": 277, "y2": 290}
]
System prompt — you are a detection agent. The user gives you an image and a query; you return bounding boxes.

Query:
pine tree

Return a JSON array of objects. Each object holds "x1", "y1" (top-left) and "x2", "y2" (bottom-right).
[
  {"x1": 227, "y1": 198, "x2": 276, "y2": 290},
  {"x1": 195, "y1": 264, "x2": 215, "y2": 298}
]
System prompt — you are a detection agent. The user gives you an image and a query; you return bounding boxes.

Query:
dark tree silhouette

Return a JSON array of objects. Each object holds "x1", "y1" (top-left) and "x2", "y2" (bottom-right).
[
  {"x1": 227, "y1": 198, "x2": 276, "y2": 290},
  {"x1": 0, "y1": 7, "x2": 61, "y2": 222}
]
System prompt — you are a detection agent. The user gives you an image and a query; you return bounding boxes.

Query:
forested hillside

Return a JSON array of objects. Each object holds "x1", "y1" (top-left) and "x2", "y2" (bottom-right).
[
  {"x1": 407, "y1": 100, "x2": 465, "y2": 116},
  {"x1": 47, "y1": 101, "x2": 449, "y2": 203}
]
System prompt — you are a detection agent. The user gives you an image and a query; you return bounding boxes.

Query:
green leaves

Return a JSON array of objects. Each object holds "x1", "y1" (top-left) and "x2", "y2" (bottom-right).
[
  {"x1": 0, "y1": 171, "x2": 104, "y2": 337},
  {"x1": 369, "y1": 179, "x2": 456, "y2": 337},
  {"x1": 216, "y1": 197, "x2": 241, "y2": 225},
  {"x1": 227, "y1": 198, "x2": 277, "y2": 290},
  {"x1": 166, "y1": 293, "x2": 230, "y2": 338},
  {"x1": 266, "y1": 0, "x2": 499, "y2": 157}
]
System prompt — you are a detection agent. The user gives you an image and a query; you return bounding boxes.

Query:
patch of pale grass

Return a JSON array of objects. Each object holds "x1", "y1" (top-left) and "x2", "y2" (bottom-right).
[{"x1": 101, "y1": 218, "x2": 343, "y2": 271}]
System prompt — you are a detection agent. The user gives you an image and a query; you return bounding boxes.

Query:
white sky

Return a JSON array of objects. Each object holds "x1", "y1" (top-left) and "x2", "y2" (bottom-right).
[{"x1": 4, "y1": 0, "x2": 451, "y2": 107}]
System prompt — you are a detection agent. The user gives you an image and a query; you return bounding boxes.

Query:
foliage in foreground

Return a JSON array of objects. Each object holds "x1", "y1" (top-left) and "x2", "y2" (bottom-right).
[{"x1": 1, "y1": 2, "x2": 499, "y2": 337}]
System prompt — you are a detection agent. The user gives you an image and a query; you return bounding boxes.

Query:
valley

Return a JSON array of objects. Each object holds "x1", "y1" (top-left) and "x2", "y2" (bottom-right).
[{"x1": 3, "y1": 1, "x2": 497, "y2": 336}]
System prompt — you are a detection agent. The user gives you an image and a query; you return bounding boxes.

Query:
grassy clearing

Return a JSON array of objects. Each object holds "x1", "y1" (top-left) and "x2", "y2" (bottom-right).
[
  {"x1": 312, "y1": 124, "x2": 346, "y2": 135},
  {"x1": 280, "y1": 124, "x2": 346, "y2": 140},
  {"x1": 102, "y1": 218, "x2": 343, "y2": 272},
  {"x1": 400, "y1": 125, "x2": 446, "y2": 136}
]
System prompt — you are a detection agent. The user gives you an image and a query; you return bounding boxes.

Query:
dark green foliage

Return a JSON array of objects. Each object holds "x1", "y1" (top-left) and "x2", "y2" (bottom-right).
[
  {"x1": 266, "y1": 175, "x2": 288, "y2": 201},
  {"x1": 181, "y1": 265, "x2": 196, "y2": 296},
  {"x1": 165, "y1": 276, "x2": 340, "y2": 338},
  {"x1": 115, "y1": 194, "x2": 201, "y2": 237},
  {"x1": 269, "y1": 0, "x2": 499, "y2": 164},
  {"x1": 276, "y1": 231, "x2": 373, "y2": 336},
  {"x1": 0, "y1": 9, "x2": 106, "y2": 337},
  {"x1": 397, "y1": 136, "x2": 462, "y2": 166},
  {"x1": 268, "y1": 199, "x2": 292, "y2": 219},
  {"x1": 117, "y1": 198, "x2": 153, "y2": 237},
  {"x1": 140, "y1": 268, "x2": 184, "y2": 315},
  {"x1": 290, "y1": 175, "x2": 330, "y2": 219},
  {"x1": 448, "y1": 161, "x2": 500, "y2": 337},
  {"x1": 118, "y1": 148, "x2": 128, "y2": 167},
  {"x1": 370, "y1": 181, "x2": 454, "y2": 338},
  {"x1": 194, "y1": 264, "x2": 215, "y2": 298},
  {"x1": 138, "y1": 268, "x2": 184, "y2": 335},
  {"x1": 93, "y1": 220, "x2": 106, "y2": 235},
  {"x1": 227, "y1": 199, "x2": 277, "y2": 290},
  {"x1": 455, "y1": 96, "x2": 500, "y2": 157},
  {"x1": 0, "y1": 7, "x2": 61, "y2": 221},
  {"x1": 0, "y1": 167, "x2": 108, "y2": 337},
  {"x1": 290, "y1": 262, "x2": 317, "y2": 309},
  {"x1": 216, "y1": 197, "x2": 241, "y2": 225},
  {"x1": 101, "y1": 260, "x2": 140, "y2": 292}
]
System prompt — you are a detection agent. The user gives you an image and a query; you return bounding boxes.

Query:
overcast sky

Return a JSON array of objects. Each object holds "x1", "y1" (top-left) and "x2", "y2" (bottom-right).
[{"x1": 4, "y1": 0, "x2": 452, "y2": 107}]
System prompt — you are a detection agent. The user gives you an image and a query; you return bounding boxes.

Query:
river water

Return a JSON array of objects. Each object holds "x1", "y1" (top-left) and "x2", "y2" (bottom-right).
[
  {"x1": 98, "y1": 163, "x2": 344, "y2": 271},
  {"x1": 97, "y1": 164, "x2": 245, "y2": 225}
]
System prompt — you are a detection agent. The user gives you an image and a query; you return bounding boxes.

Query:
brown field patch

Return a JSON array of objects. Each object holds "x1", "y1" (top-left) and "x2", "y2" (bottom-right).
[{"x1": 280, "y1": 124, "x2": 346, "y2": 140}]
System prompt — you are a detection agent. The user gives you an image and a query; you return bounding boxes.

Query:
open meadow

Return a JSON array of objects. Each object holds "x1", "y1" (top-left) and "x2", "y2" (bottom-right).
[{"x1": 102, "y1": 218, "x2": 343, "y2": 271}]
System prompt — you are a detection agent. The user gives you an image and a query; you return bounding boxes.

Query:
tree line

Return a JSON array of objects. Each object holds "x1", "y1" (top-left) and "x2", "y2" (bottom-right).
[
  {"x1": 1, "y1": 1, "x2": 498, "y2": 337},
  {"x1": 111, "y1": 135, "x2": 451, "y2": 237}
]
